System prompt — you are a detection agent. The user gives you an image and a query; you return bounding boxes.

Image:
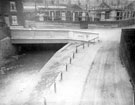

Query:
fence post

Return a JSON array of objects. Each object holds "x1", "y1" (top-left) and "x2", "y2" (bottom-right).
[
  {"x1": 66, "y1": 64, "x2": 68, "y2": 72},
  {"x1": 54, "y1": 82, "x2": 57, "y2": 93},
  {"x1": 73, "y1": 52, "x2": 75, "y2": 59},
  {"x1": 83, "y1": 43, "x2": 85, "y2": 49},
  {"x1": 44, "y1": 97, "x2": 47, "y2": 105},
  {"x1": 69, "y1": 57, "x2": 72, "y2": 64},
  {"x1": 75, "y1": 46, "x2": 78, "y2": 53},
  {"x1": 60, "y1": 72, "x2": 63, "y2": 81}
]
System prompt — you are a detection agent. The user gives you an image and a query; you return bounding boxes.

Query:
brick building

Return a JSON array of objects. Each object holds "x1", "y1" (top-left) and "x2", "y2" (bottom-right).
[{"x1": 0, "y1": 0, "x2": 24, "y2": 28}]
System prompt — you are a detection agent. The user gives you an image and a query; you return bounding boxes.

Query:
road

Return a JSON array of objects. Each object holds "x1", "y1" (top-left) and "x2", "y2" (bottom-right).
[{"x1": 80, "y1": 41, "x2": 133, "y2": 105}]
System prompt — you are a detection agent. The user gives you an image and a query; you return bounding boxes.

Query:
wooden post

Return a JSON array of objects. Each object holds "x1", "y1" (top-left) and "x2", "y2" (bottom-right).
[
  {"x1": 75, "y1": 46, "x2": 78, "y2": 53},
  {"x1": 44, "y1": 97, "x2": 47, "y2": 105},
  {"x1": 73, "y1": 52, "x2": 75, "y2": 59},
  {"x1": 69, "y1": 57, "x2": 72, "y2": 64},
  {"x1": 83, "y1": 43, "x2": 85, "y2": 49},
  {"x1": 66, "y1": 64, "x2": 68, "y2": 72},
  {"x1": 60, "y1": 72, "x2": 63, "y2": 81},
  {"x1": 54, "y1": 82, "x2": 56, "y2": 93}
]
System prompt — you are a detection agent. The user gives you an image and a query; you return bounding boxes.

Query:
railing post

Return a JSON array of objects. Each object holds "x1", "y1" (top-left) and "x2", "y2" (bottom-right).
[
  {"x1": 44, "y1": 97, "x2": 47, "y2": 105},
  {"x1": 75, "y1": 46, "x2": 78, "y2": 53},
  {"x1": 73, "y1": 52, "x2": 75, "y2": 59},
  {"x1": 69, "y1": 57, "x2": 72, "y2": 64},
  {"x1": 66, "y1": 64, "x2": 68, "y2": 72},
  {"x1": 83, "y1": 43, "x2": 85, "y2": 49},
  {"x1": 54, "y1": 82, "x2": 57, "y2": 93},
  {"x1": 60, "y1": 72, "x2": 63, "y2": 81}
]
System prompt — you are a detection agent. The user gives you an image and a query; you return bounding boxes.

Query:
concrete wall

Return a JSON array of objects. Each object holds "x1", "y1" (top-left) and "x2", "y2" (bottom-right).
[
  {"x1": 10, "y1": 28, "x2": 99, "y2": 44},
  {"x1": 120, "y1": 29, "x2": 135, "y2": 82}
]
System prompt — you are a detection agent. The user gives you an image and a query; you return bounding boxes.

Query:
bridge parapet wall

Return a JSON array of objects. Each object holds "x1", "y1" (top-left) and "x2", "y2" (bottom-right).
[{"x1": 10, "y1": 28, "x2": 99, "y2": 44}]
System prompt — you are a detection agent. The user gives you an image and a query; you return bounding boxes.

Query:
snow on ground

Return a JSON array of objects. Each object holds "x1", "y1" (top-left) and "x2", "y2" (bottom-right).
[
  {"x1": 0, "y1": 73, "x2": 39, "y2": 105},
  {"x1": 83, "y1": 28, "x2": 121, "y2": 42},
  {"x1": 80, "y1": 42, "x2": 133, "y2": 105},
  {"x1": 42, "y1": 44, "x2": 101, "y2": 105},
  {"x1": 0, "y1": 27, "x2": 133, "y2": 105},
  {"x1": 0, "y1": 51, "x2": 55, "y2": 105}
]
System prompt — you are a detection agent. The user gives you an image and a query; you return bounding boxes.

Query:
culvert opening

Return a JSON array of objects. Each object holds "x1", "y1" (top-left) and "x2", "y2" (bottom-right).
[
  {"x1": 2, "y1": 43, "x2": 67, "y2": 74},
  {"x1": 16, "y1": 43, "x2": 67, "y2": 54}
]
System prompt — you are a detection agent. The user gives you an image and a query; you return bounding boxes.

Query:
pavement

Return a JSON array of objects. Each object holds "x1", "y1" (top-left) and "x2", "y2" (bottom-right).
[
  {"x1": 80, "y1": 42, "x2": 132, "y2": 105},
  {"x1": 0, "y1": 28, "x2": 133, "y2": 105}
]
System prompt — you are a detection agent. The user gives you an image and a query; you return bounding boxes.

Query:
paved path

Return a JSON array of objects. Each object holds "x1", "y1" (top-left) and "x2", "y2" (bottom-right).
[{"x1": 80, "y1": 42, "x2": 133, "y2": 105}]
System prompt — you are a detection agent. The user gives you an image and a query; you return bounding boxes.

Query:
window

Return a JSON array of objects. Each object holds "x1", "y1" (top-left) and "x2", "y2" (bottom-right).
[
  {"x1": 10, "y1": 1, "x2": 17, "y2": 12},
  {"x1": 105, "y1": 11, "x2": 110, "y2": 19},
  {"x1": 11, "y1": 16, "x2": 18, "y2": 25},
  {"x1": 56, "y1": 11, "x2": 61, "y2": 20}
]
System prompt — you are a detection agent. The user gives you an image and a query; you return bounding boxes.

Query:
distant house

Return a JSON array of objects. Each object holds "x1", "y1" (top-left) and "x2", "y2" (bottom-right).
[
  {"x1": 88, "y1": 2, "x2": 113, "y2": 21},
  {"x1": 88, "y1": 1, "x2": 135, "y2": 22},
  {"x1": 67, "y1": 4, "x2": 83, "y2": 22},
  {"x1": 0, "y1": 0, "x2": 24, "y2": 28},
  {"x1": 24, "y1": 3, "x2": 83, "y2": 23},
  {"x1": 124, "y1": 1, "x2": 135, "y2": 19}
]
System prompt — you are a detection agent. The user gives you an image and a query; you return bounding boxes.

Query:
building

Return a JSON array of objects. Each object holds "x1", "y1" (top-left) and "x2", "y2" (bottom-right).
[
  {"x1": 23, "y1": 3, "x2": 84, "y2": 24},
  {"x1": 0, "y1": 0, "x2": 24, "y2": 28},
  {"x1": 9, "y1": 0, "x2": 24, "y2": 27},
  {"x1": 88, "y1": 1, "x2": 135, "y2": 22},
  {"x1": 88, "y1": 2, "x2": 113, "y2": 21}
]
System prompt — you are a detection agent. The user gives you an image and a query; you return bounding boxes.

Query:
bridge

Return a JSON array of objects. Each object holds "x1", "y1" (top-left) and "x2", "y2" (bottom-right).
[{"x1": 10, "y1": 28, "x2": 99, "y2": 44}]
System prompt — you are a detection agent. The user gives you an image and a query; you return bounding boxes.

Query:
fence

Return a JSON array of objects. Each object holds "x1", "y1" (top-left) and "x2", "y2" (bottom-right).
[{"x1": 43, "y1": 36, "x2": 99, "y2": 105}]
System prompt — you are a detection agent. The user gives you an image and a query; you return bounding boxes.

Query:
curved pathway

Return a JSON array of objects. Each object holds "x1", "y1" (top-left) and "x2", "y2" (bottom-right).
[{"x1": 80, "y1": 42, "x2": 133, "y2": 105}]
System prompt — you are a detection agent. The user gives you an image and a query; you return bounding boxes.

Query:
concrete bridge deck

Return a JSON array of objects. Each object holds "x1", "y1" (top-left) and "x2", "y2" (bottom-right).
[{"x1": 10, "y1": 28, "x2": 99, "y2": 44}]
